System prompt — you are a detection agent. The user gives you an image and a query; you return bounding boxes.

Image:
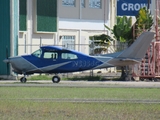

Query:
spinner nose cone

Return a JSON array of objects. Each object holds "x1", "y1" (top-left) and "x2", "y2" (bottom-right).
[{"x1": 3, "y1": 59, "x2": 10, "y2": 63}]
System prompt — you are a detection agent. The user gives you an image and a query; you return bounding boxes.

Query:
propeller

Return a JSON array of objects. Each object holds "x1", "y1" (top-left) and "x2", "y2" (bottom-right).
[{"x1": 5, "y1": 46, "x2": 9, "y2": 76}]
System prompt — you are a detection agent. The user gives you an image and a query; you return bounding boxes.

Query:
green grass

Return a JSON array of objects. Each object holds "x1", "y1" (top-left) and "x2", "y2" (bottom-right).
[
  {"x1": 28, "y1": 75, "x2": 52, "y2": 80},
  {"x1": 0, "y1": 87, "x2": 160, "y2": 120},
  {"x1": 0, "y1": 87, "x2": 160, "y2": 100},
  {"x1": 1, "y1": 101, "x2": 160, "y2": 120}
]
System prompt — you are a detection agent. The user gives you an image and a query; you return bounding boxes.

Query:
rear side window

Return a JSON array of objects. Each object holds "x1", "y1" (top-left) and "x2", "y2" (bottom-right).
[{"x1": 61, "y1": 53, "x2": 77, "y2": 59}]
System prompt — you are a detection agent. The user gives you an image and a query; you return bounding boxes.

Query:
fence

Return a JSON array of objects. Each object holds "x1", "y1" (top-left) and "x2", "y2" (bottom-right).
[{"x1": 18, "y1": 39, "x2": 128, "y2": 56}]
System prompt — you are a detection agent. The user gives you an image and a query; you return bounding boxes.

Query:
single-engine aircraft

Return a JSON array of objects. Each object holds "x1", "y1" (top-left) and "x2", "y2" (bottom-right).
[{"x1": 3, "y1": 32, "x2": 154, "y2": 83}]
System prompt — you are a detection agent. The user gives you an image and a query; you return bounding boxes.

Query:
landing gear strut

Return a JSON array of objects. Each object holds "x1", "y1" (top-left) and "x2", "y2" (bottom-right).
[
  {"x1": 119, "y1": 66, "x2": 134, "y2": 81},
  {"x1": 52, "y1": 75, "x2": 60, "y2": 83}
]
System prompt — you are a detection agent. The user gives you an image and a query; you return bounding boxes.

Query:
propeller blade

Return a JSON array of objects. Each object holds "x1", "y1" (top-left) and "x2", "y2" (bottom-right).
[
  {"x1": 6, "y1": 46, "x2": 9, "y2": 75},
  {"x1": 6, "y1": 46, "x2": 8, "y2": 59},
  {"x1": 7, "y1": 62, "x2": 9, "y2": 76}
]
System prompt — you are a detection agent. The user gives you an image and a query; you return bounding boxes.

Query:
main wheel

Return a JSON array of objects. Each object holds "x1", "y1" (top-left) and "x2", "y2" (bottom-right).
[
  {"x1": 140, "y1": 78, "x2": 144, "y2": 81},
  {"x1": 20, "y1": 77, "x2": 27, "y2": 83},
  {"x1": 52, "y1": 76, "x2": 60, "y2": 83},
  {"x1": 153, "y1": 78, "x2": 157, "y2": 82}
]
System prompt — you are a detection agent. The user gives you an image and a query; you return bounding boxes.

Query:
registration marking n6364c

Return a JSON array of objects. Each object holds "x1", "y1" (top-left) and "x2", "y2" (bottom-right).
[{"x1": 72, "y1": 60, "x2": 100, "y2": 67}]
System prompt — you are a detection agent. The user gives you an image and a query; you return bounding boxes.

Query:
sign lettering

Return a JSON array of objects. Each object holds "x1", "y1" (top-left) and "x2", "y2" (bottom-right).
[{"x1": 117, "y1": 0, "x2": 151, "y2": 16}]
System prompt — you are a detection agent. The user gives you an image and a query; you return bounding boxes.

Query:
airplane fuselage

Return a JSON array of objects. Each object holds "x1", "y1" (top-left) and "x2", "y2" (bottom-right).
[
  {"x1": 7, "y1": 46, "x2": 110, "y2": 75},
  {"x1": 7, "y1": 44, "x2": 143, "y2": 75},
  {"x1": 19, "y1": 54, "x2": 104, "y2": 74}
]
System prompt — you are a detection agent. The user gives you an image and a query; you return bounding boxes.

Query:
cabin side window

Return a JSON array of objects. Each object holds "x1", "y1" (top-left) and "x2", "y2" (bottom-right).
[
  {"x1": 61, "y1": 53, "x2": 78, "y2": 59},
  {"x1": 43, "y1": 51, "x2": 58, "y2": 59},
  {"x1": 32, "y1": 49, "x2": 42, "y2": 58}
]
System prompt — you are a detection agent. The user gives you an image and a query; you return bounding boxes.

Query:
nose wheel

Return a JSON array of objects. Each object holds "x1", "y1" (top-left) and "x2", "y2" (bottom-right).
[{"x1": 52, "y1": 76, "x2": 60, "y2": 83}]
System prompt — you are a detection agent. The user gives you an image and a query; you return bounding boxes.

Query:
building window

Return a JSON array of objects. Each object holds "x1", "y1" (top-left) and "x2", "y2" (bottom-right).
[
  {"x1": 36, "y1": 0, "x2": 57, "y2": 32},
  {"x1": 19, "y1": 0, "x2": 27, "y2": 31},
  {"x1": 81, "y1": 0, "x2": 85, "y2": 8},
  {"x1": 62, "y1": 36, "x2": 75, "y2": 50},
  {"x1": 89, "y1": 0, "x2": 101, "y2": 8},
  {"x1": 62, "y1": 0, "x2": 75, "y2": 7}
]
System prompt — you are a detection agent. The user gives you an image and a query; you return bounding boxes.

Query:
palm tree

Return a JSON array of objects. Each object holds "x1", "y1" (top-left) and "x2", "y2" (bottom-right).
[
  {"x1": 105, "y1": 16, "x2": 133, "y2": 45},
  {"x1": 89, "y1": 34, "x2": 114, "y2": 55}
]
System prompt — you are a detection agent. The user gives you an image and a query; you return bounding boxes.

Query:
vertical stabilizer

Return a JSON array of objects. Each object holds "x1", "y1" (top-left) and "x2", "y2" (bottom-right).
[{"x1": 118, "y1": 31, "x2": 154, "y2": 59}]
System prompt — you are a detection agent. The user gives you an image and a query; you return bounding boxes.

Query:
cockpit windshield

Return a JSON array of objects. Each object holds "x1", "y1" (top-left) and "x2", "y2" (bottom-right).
[{"x1": 32, "y1": 49, "x2": 42, "y2": 58}]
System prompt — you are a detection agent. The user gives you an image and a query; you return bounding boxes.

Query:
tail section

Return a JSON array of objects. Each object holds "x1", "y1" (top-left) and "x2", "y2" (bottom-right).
[
  {"x1": 94, "y1": 31, "x2": 155, "y2": 67},
  {"x1": 105, "y1": 31, "x2": 155, "y2": 66},
  {"x1": 118, "y1": 31, "x2": 154, "y2": 59}
]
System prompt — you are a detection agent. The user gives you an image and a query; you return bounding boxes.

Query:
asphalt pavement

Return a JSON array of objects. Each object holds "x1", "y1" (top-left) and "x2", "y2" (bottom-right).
[{"x1": 0, "y1": 80, "x2": 160, "y2": 88}]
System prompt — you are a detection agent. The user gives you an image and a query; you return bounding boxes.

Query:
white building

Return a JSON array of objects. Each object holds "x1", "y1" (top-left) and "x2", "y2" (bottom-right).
[{"x1": 18, "y1": 0, "x2": 116, "y2": 56}]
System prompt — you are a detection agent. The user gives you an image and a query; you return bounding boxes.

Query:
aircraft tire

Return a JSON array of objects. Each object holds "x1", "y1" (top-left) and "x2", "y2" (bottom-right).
[
  {"x1": 20, "y1": 77, "x2": 27, "y2": 83},
  {"x1": 52, "y1": 76, "x2": 60, "y2": 83}
]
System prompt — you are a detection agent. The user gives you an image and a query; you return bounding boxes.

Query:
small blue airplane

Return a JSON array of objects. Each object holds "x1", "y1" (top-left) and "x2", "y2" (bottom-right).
[{"x1": 3, "y1": 32, "x2": 154, "y2": 83}]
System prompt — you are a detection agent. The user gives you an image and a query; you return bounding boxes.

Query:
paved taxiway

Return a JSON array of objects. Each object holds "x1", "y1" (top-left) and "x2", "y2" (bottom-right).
[{"x1": 0, "y1": 80, "x2": 160, "y2": 88}]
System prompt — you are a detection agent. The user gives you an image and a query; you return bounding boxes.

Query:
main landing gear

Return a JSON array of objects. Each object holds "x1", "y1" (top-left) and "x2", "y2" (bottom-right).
[
  {"x1": 20, "y1": 77, "x2": 27, "y2": 83},
  {"x1": 19, "y1": 74, "x2": 61, "y2": 83},
  {"x1": 52, "y1": 75, "x2": 60, "y2": 83},
  {"x1": 20, "y1": 74, "x2": 27, "y2": 83}
]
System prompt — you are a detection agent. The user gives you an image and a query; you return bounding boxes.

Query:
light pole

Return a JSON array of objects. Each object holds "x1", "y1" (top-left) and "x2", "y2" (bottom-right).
[{"x1": 148, "y1": 0, "x2": 150, "y2": 9}]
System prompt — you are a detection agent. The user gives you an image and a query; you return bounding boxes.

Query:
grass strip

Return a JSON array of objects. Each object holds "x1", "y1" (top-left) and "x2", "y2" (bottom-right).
[{"x1": 1, "y1": 87, "x2": 160, "y2": 120}]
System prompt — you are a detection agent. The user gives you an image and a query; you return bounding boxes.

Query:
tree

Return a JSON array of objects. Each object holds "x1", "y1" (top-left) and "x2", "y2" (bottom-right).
[
  {"x1": 89, "y1": 34, "x2": 114, "y2": 55},
  {"x1": 105, "y1": 16, "x2": 133, "y2": 43},
  {"x1": 105, "y1": 16, "x2": 134, "y2": 80},
  {"x1": 134, "y1": 7, "x2": 153, "y2": 38}
]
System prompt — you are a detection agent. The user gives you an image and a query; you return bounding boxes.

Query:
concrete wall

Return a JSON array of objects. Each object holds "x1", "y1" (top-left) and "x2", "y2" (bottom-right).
[
  {"x1": 58, "y1": 0, "x2": 109, "y2": 20},
  {"x1": 18, "y1": 0, "x2": 115, "y2": 56}
]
